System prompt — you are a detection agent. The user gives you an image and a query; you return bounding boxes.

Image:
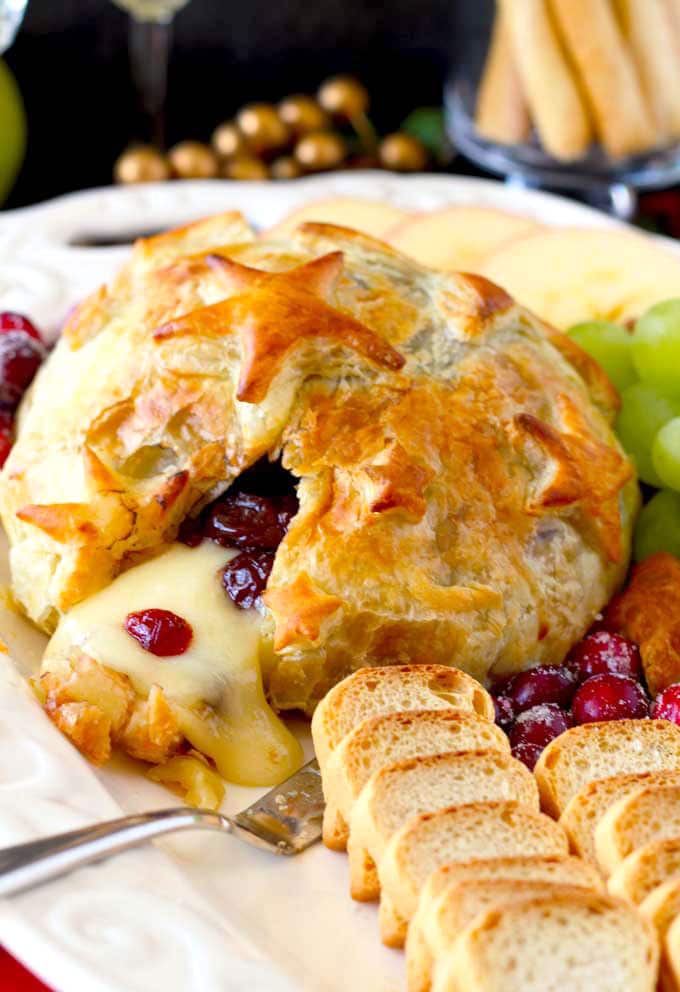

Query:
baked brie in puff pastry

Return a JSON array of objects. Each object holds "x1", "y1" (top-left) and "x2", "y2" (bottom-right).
[{"x1": 0, "y1": 211, "x2": 637, "y2": 784}]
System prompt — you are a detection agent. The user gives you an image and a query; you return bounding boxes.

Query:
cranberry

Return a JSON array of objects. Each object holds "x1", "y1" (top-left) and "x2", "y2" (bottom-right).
[
  {"x1": 507, "y1": 665, "x2": 577, "y2": 713},
  {"x1": 651, "y1": 684, "x2": 680, "y2": 725},
  {"x1": 509, "y1": 703, "x2": 572, "y2": 751},
  {"x1": 512, "y1": 741, "x2": 544, "y2": 771},
  {"x1": 0, "y1": 410, "x2": 13, "y2": 467},
  {"x1": 568, "y1": 631, "x2": 641, "y2": 682},
  {"x1": 571, "y1": 673, "x2": 649, "y2": 725},
  {"x1": 178, "y1": 513, "x2": 204, "y2": 548},
  {"x1": 0, "y1": 312, "x2": 42, "y2": 342},
  {"x1": 0, "y1": 332, "x2": 45, "y2": 409},
  {"x1": 205, "y1": 491, "x2": 286, "y2": 550},
  {"x1": 221, "y1": 550, "x2": 274, "y2": 609},
  {"x1": 494, "y1": 695, "x2": 515, "y2": 732},
  {"x1": 124, "y1": 609, "x2": 193, "y2": 656}
]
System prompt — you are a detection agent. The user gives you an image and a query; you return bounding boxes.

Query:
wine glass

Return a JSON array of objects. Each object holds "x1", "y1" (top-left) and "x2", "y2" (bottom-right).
[
  {"x1": 0, "y1": 0, "x2": 28, "y2": 55},
  {"x1": 111, "y1": 0, "x2": 191, "y2": 149}
]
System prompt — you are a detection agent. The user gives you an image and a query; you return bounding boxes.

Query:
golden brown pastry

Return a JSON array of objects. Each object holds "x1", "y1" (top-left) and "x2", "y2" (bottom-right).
[{"x1": 0, "y1": 211, "x2": 636, "y2": 778}]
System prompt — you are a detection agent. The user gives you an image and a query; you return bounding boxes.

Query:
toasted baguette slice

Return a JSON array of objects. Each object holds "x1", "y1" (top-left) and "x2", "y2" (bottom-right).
[
  {"x1": 595, "y1": 784, "x2": 680, "y2": 875},
  {"x1": 408, "y1": 876, "x2": 601, "y2": 992},
  {"x1": 347, "y1": 749, "x2": 538, "y2": 901},
  {"x1": 311, "y1": 665, "x2": 494, "y2": 774},
  {"x1": 609, "y1": 837, "x2": 680, "y2": 905},
  {"x1": 641, "y1": 877, "x2": 680, "y2": 943},
  {"x1": 534, "y1": 720, "x2": 680, "y2": 817},
  {"x1": 560, "y1": 771, "x2": 680, "y2": 863},
  {"x1": 431, "y1": 891, "x2": 659, "y2": 992},
  {"x1": 321, "y1": 709, "x2": 508, "y2": 851},
  {"x1": 378, "y1": 800, "x2": 568, "y2": 948},
  {"x1": 407, "y1": 855, "x2": 603, "y2": 992},
  {"x1": 663, "y1": 912, "x2": 680, "y2": 992}
]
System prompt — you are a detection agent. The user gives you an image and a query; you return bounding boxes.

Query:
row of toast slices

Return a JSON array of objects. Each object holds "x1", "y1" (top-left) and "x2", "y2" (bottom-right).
[{"x1": 310, "y1": 664, "x2": 680, "y2": 992}]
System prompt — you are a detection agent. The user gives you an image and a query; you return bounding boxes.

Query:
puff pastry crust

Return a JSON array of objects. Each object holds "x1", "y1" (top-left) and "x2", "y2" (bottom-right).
[{"x1": 0, "y1": 211, "x2": 636, "y2": 709}]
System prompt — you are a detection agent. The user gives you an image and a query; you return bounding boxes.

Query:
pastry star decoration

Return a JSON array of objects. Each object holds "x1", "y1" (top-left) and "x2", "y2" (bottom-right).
[
  {"x1": 153, "y1": 252, "x2": 405, "y2": 403},
  {"x1": 514, "y1": 394, "x2": 632, "y2": 562},
  {"x1": 362, "y1": 441, "x2": 435, "y2": 521}
]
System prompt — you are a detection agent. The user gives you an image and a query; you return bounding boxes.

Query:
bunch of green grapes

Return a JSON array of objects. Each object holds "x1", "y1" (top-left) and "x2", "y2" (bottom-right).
[{"x1": 568, "y1": 300, "x2": 680, "y2": 562}]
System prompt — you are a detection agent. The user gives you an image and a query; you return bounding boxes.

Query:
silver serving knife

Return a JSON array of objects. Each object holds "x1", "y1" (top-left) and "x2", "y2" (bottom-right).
[{"x1": 0, "y1": 759, "x2": 324, "y2": 897}]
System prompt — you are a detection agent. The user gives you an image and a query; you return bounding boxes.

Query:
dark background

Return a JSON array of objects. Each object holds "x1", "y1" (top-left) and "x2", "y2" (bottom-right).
[{"x1": 3, "y1": 0, "x2": 484, "y2": 209}]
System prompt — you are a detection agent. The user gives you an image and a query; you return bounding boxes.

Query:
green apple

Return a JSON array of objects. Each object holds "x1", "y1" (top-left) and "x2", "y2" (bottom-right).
[{"x1": 0, "y1": 58, "x2": 26, "y2": 205}]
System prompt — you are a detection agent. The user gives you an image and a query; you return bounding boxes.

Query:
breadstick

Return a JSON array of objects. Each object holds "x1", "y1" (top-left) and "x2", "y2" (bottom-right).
[
  {"x1": 662, "y1": 0, "x2": 680, "y2": 61},
  {"x1": 549, "y1": 0, "x2": 658, "y2": 158},
  {"x1": 475, "y1": 10, "x2": 531, "y2": 145},
  {"x1": 614, "y1": 0, "x2": 680, "y2": 141},
  {"x1": 499, "y1": 0, "x2": 592, "y2": 161}
]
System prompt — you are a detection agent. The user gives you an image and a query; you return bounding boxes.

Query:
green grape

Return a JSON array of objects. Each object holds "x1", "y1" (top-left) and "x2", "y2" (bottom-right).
[
  {"x1": 616, "y1": 383, "x2": 680, "y2": 486},
  {"x1": 653, "y1": 418, "x2": 680, "y2": 492},
  {"x1": 634, "y1": 489, "x2": 680, "y2": 561},
  {"x1": 568, "y1": 320, "x2": 637, "y2": 393},
  {"x1": 0, "y1": 59, "x2": 26, "y2": 206},
  {"x1": 632, "y1": 299, "x2": 680, "y2": 392}
]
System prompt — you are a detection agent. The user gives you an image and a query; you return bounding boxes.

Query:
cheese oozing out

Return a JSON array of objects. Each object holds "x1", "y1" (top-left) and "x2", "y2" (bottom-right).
[{"x1": 43, "y1": 542, "x2": 303, "y2": 786}]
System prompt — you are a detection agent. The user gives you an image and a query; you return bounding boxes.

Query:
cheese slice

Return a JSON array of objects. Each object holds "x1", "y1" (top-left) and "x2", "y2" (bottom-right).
[{"x1": 43, "y1": 542, "x2": 303, "y2": 786}]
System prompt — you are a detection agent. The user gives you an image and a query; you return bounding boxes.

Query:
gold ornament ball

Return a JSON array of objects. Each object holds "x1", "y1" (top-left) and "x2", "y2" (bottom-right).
[
  {"x1": 318, "y1": 75, "x2": 369, "y2": 120},
  {"x1": 295, "y1": 130, "x2": 347, "y2": 171},
  {"x1": 378, "y1": 132, "x2": 428, "y2": 172},
  {"x1": 114, "y1": 146, "x2": 170, "y2": 184},
  {"x1": 168, "y1": 141, "x2": 219, "y2": 179},
  {"x1": 211, "y1": 121, "x2": 246, "y2": 159},
  {"x1": 236, "y1": 103, "x2": 289, "y2": 155},
  {"x1": 278, "y1": 95, "x2": 329, "y2": 136},
  {"x1": 270, "y1": 155, "x2": 303, "y2": 180},
  {"x1": 222, "y1": 155, "x2": 270, "y2": 180}
]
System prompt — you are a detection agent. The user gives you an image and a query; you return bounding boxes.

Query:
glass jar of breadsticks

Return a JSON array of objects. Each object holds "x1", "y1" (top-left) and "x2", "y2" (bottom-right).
[{"x1": 446, "y1": 0, "x2": 680, "y2": 219}]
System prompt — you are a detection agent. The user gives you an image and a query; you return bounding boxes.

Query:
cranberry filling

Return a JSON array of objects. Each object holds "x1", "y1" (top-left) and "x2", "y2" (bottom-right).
[
  {"x1": 205, "y1": 490, "x2": 287, "y2": 550},
  {"x1": 221, "y1": 551, "x2": 274, "y2": 610},
  {"x1": 124, "y1": 608, "x2": 193, "y2": 656},
  {"x1": 179, "y1": 457, "x2": 298, "y2": 609}
]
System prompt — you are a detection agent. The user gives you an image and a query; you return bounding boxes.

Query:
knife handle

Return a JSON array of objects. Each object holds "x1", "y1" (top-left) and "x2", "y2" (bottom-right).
[{"x1": 0, "y1": 807, "x2": 228, "y2": 897}]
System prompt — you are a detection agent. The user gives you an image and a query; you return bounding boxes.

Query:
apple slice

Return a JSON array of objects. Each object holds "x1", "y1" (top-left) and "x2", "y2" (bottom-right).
[
  {"x1": 385, "y1": 207, "x2": 542, "y2": 272},
  {"x1": 482, "y1": 227, "x2": 680, "y2": 329},
  {"x1": 266, "y1": 198, "x2": 412, "y2": 240}
]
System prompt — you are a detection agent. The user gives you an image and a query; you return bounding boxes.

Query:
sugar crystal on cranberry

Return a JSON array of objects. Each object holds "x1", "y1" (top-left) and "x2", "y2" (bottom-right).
[
  {"x1": 509, "y1": 703, "x2": 572, "y2": 751},
  {"x1": 0, "y1": 332, "x2": 45, "y2": 409},
  {"x1": 568, "y1": 630, "x2": 641, "y2": 682},
  {"x1": 571, "y1": 673, "x2": 649, "y2": 724},
  {"x1": 651, "y1": 684, "x2": 680, "y2": 726},
  {"x1": 0, "y1": 311, "x2": 43, "y2": 342},
  {"x1": 507, "y1": 664, "x2": 577, "y2": 713}
]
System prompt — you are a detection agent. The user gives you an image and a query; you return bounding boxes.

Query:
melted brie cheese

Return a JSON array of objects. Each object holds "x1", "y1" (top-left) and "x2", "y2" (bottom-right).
[{"x1": 44, "y1": 542, "x2": 302, "y2": 786}]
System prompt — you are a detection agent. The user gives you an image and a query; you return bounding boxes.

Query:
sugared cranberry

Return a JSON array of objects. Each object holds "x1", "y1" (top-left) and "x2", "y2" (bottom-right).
[
  {"x1": 571, "y1": 673, "x2": 649, "y2": 724},
  {"x1": 205, "y1": 491, "x2": 286, "y2": 550},
  {"x1": 494, "y1": 695, "x2": 515, "y2": 732},
  {"x1": 221, "y1": 550, "x2": 274, "y2": 609},
  {"x1": 0, "y1": 312, "x2": 42, "y2": 342},
  {"x1": 512, "y1": 741, "x2": 544, "y2": 771},
  {"x1": 507, "y1": 665, "x2": 577, "y2": 713},
  {"x1": 651, "y1": 684, "x2": 680, "y2": 725},
  {"x1": 509, "y1": 703, "x2": 572, "y2": 751},
  {"x1": 0, "y1": 333, "x2": 45, "y2": 409},
  {"x1": 568, "y1": 630, "x2": 641, "y2": 682},
  {"x1": 0, "y1": 410, "x2": 13, "y2": 467},
  {"x1": 124, "y1": 608, "x2": 193, "y2": 656}
]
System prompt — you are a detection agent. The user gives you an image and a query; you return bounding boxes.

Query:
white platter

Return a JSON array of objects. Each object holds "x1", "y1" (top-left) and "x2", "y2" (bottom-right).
[{"x1": 0, "y1": 172, "x2": 659, "y2": 992}]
